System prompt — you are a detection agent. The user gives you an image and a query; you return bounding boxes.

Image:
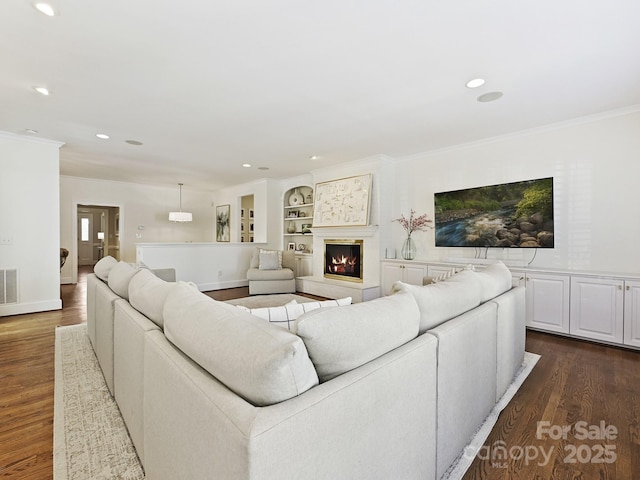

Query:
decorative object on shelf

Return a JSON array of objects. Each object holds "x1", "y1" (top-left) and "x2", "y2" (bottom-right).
[
  {"x1": 169, "y1": 183, "x2": 193, "y2": 222},
  {"x1": 216, "y1": 204, "x2": 230, "y2": 242},
  {"x1": 287, "y1": 223, "x2": 296, "y2": 233},
  {"x1": 297, "y1": 243, "x2": 306, "y2": 252},
  {"x1": 301, "y1": 223, "x2": 312, "y2": 234},
  {"x1": 305, "y1": 193, "x2": 313, "y2": 204},
  {"x1": 313, "y1": 174, "x2": 372, "y2": 227},
  {"x1": 288, "y1": 188, "x2": 304, "y2": 206},
  {"x1": 288, "y1": 210, "x2": 299, "y2": 218},
  {"x1": 394, "y1": 209, "x2": 433, "y2": 260},
  {"x1": 287, "y1": 242, "x2": 296, "y2": 251}
]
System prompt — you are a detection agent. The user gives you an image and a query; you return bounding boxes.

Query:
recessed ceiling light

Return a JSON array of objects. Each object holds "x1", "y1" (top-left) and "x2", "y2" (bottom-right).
[
  {"x1": 25, "y1": 128, "x2": 39, "y2": 134},
  {"x1": 309, "y1": 155, "x2": 321, "y2": 161},
  {"x1": 477, "y1": 91, "x2": 504, "y2": 102},
  {"x1": 33, "y1": 86, "x2": 50, "y2": 96},
  {"x1": 96, "y1": 133, "x2": 110, "y2": 139},
  {"x1": 258, "y1": 166, "x2": 269, "y2": 171},
  {"x1": 125, "y1": 140, "x2": 143, "y2": 145},
  {"x1": 32, "y1": 2, "x2": 59, "y2": 16},
  {"x1": 466, "y1": 78, "x2": 486, "y2": 88},
  {"x1": 242, "y1": 163, "x2": 252, "y2": 168}
]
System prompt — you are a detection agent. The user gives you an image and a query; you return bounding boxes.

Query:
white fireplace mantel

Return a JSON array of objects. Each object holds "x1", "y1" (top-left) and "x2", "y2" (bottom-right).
[{"x1": 310, "y1": 225, "x2": 378, "y2": 238}]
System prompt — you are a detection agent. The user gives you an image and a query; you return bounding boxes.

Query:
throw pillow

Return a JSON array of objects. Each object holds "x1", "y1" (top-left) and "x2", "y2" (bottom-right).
[
  {"x1": 259, "y1": 250, "x2": 282, "y2": 270},
  {"x1": 234, "y1": 297, "x2": 352, "y2": 330},
  {"x1": 236, "y1": 300, "x2": 303, "y2": 330},
  {"x1": 298, "y1": 297, "x2": 352, "y2": 313},
  {"x1": 295, "y1": 292, "x2": 420, "y2": 382}
]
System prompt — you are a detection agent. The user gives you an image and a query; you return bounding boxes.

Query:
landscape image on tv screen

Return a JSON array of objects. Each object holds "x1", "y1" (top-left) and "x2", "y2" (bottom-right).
[{"x1": 434, "y1": 177, "x2": 554, "y2": 248}]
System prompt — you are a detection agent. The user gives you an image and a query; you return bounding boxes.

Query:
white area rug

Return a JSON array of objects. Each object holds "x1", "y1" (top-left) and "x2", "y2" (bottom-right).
[
  {"x1": 54, "y1": 324, "x2": 144, "y2": 480},
  {"x1": 54, "y1": 322, "x2": 538, "y2": 480}
]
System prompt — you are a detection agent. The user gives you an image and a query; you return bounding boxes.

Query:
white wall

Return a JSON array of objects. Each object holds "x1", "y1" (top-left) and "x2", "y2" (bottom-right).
[
  {"x1": 212, "y1": 178, "x2": 273, "y2": 245},
  {"x1": 60, "y1": 176, "x2": 215, "y2": 283},
  {"x1": 391, "y1": 107, "x2": 640, "y2": 275},
  {"x1": 0, "y1": 132, "x2": 63, "y2": 316}
]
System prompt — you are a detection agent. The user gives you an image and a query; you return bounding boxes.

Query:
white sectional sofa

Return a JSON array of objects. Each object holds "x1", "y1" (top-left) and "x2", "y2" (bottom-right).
[{"x1": 86, "y1": 256, "x2": 525, "y2": 479}]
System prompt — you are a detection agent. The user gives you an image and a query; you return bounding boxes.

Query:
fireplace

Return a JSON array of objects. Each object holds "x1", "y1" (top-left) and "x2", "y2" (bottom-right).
[{"x1": 324, "y1": 239, "x2": 363, "y2": 282}]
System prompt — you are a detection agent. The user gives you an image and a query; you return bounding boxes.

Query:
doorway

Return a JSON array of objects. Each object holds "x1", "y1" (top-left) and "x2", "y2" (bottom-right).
[{"x1": 76, "y1": 205, "x2": 120, "y2": 267}]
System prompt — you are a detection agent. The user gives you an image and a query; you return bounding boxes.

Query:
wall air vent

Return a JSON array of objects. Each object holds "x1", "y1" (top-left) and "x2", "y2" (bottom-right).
[{"x1": 0, "y1": 269, "x2": 18, "y2": 304}]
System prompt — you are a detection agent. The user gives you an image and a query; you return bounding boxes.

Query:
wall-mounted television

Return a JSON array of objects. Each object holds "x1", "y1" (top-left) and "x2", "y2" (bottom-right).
[{"x1": 434, "y1": 177, "x2": 554, "y2": 248}]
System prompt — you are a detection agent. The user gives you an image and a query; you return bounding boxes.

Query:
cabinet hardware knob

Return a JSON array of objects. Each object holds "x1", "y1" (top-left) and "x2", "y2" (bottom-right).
[
  {"x1": 618, "y1": 285, "x2": 622, "y2": 290},
  {"x1": 626, "y1": 285, "x2": 630, "y2": 291}
]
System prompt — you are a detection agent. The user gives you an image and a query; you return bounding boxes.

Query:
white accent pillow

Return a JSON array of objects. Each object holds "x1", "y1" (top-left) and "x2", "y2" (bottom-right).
[
  {"x1": 295, "y1": 292, "x2": 420, "y2": 382},
  {"x1": 259, "y1": 250, "x2": 282, "y2": 270},
  {"x1": 298, "y1": 297, "x2": 352, "y2": 312},
  {"x1": 235, "y1": 297, "x2": 352, "y2": 330},
  {"x1": 433, "y1": 268, "x2": 456, "y2": 283},
  {"x1": 236, "y1": 301, "x2": 303, "y2": 330}
]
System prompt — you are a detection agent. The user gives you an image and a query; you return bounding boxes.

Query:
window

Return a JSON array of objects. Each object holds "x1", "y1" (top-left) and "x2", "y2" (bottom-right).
[{"x1": 81, "y1": 217, "x2": 89, "y2": 241}]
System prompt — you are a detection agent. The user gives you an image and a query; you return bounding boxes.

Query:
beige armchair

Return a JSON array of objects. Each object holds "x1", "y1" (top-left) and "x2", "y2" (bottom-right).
[{"x1": 247, "y1": 248, "x2": 296, "y2": 295}]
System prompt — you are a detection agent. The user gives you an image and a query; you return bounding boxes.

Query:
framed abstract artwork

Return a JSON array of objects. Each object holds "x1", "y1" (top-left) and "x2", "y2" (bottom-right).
[
  {"x1": 216, "y1": 204, "x2": 230, "y2": 242},
  {"x1": 313, "y1": 174, "x2": 372, "y2": 227}
]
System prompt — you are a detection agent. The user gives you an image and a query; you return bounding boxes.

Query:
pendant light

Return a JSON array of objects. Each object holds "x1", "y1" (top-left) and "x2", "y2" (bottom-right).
[{"x1": 169, "y1": 183, "x2": 193, "y2": 222}]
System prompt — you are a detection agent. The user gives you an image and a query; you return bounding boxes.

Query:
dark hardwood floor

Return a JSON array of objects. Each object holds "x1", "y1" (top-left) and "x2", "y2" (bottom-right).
[{"x1": 1, "y1": 268, "x2": 638, "y2": 479}]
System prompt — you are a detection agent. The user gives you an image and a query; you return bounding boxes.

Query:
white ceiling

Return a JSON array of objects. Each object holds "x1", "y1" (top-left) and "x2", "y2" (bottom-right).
[{"x1": 2, "y1": 0, "x2": 640, "y2": 191}]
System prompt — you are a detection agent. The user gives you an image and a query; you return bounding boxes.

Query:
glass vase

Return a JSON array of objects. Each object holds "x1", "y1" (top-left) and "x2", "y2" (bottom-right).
[{"x1": 401, "y1": 235, "x2": 416, "y2": 260}]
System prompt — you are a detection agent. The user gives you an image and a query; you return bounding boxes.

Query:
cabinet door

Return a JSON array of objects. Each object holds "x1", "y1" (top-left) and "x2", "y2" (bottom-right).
[
  {"x1": 404, "y1": 265, "x2": 427, "y2": 287},
  {"x1": 381, "y1": 264, "x2": 404, "y2": 296},
  {"x1": 570, "y1": 276, "x2": 624, "y2": 343},
  {"x1": 624, "y1": 280, "x2": 640, "y2": 348},
  {"x1": 525, "y1": 273, "x2": 570, "y2": 333},
  {"x1": 295, "y1": 255, "x2": 313, "y2": 278}
]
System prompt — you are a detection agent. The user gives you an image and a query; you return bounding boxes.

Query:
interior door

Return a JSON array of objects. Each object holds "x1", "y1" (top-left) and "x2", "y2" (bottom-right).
[{"x1": 78, "y1": 213, "x2": 94, "y2": 266}]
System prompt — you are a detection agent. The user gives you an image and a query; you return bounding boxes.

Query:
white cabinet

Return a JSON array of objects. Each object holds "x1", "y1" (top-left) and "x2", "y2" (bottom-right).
[
  {"x1": 623, "y1": 280, "x2": 640, "y2": 348},
  {"x1": 294, "y1": 253, "x2": 313, "y2": 278},
  {"x1": 525, "y1": 272, "x2": 570, "y2": 334},
  {"x1": 570, "y1": 276, "x2": 624, "y2": 343},
  {"x1": 381, "y1": 261, "x2": 428, "y2": 295}
]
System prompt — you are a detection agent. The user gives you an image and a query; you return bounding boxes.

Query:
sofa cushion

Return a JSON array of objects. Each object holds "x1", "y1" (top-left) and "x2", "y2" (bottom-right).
[
  {"x1": 94, "y1": 255, "x2": 118, "y2": 282},
  {"x1": 107, "y1": 261, "x2": 139, "y2": 299},
  {"x1": 392, "y1": 270, "x2": 482, "y2": 334},
  {"x1": 475, "y1": 261, "x2": 512, "y2": 302},
  {"x1": 128, "y1": 268, "x2": 176, "y2": 328},
  {"x1": 247, "y1": 267, "x2": 294, "y2": 281},
  {"x1": 163, "y1": 284, "x2": 319, "y2": 406},
  {"x1": 295, "y1": 292, "x2": 420, "y2": 382}
]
